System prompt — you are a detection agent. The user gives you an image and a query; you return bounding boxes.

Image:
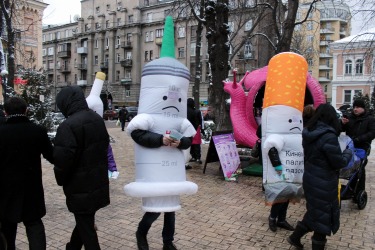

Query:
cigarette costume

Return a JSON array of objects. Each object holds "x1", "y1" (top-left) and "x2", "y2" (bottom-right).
[
  {"x1": 262, "y1": 52, "x2": 307, "y2": 204},
  {"x1": 124, "y1": 16, "x2": 197, "y2": 212}
]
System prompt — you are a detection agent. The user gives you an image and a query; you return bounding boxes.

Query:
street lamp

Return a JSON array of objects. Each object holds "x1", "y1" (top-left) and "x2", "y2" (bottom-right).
[{"x1": 1, "y1": 69, "x2": 8, "y2": 102}]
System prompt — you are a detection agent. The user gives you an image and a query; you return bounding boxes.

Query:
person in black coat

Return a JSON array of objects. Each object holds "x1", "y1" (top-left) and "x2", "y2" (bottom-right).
[
  {"x1": 341, "y1": 99, "x2": 375, "y2": 194},
  {"x1": 187, "y1": 98, "x2": 204, "y2": 165},
  {"x1": 53, "y1": 86, "x2": 110, "y2": 250},
  {"x1": 118, "y1": 106, "x2": 128, "y2": 131},
  {"x1": 0, "y1": 97, "x2": 54, "y2": 250},
  {"x1": 287, "y1": 104, "x2": 352, "y2": 250}
]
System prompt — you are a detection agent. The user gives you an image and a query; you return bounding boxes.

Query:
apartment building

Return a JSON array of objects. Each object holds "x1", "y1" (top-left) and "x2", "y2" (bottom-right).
[
  {"x1": 330, "y1": 27, "x2": 375, "y2": 109},
  {"x1": 42, "y1": 0, "x2": 261, "y2": 108},
  {"x1": 297, "y1": 0, "x2": 351, "y2": 103}
]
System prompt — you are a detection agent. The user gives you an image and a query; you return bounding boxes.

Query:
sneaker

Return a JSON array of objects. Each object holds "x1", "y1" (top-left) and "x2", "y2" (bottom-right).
[
  {"x1": 196, "y1": 159, "x2": 202, "y2": 164},
  {"x1": 136, "y1": 231, "x2": 149, "y2": 250},
  {"x1": 277, "y1": 220, "x2": 295, "y2": 231},
  {"x1": 189, "y1": 158, "x2": 196, "y2": 162},
  {"x1": 269, "y1": 216, "x2": 277, "y2": 232},
  {"x1": 163, "y1": 242, "x2": 177, "y2": 250},
  {"x1": 185, "y1": 165, "x2": 192, "y2": 170}
]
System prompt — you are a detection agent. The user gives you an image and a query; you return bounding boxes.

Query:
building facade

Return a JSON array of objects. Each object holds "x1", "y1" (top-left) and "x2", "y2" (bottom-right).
[{"x1": 330, "y1": 28, "x2": 375, "y2": 109}]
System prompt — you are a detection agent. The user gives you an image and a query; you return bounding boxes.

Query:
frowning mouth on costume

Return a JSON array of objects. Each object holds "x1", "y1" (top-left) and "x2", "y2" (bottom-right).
[{"x1": 162, "y1": 106, "x2": 179, "y2": 112}]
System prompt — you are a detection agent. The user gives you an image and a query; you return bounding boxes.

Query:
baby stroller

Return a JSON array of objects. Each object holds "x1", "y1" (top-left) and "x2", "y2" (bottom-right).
[{"x1": 339, "y1": 136, "x2": 368, "y2": 210}]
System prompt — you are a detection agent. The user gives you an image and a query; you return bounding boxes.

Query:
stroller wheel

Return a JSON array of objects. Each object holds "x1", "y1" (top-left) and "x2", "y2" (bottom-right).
[{"x1": 356, "y1": 190, "x2": 367, "y2": 210}]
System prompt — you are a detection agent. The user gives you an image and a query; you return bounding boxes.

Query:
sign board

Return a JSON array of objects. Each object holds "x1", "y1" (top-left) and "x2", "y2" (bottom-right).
[{"x1": 203, "y1": 130, "x2": 240, "y2": 180}]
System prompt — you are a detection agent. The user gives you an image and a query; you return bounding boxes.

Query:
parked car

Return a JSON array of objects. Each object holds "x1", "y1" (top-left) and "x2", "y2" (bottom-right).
[
  {"x1": 103, "y1": 110, "x2": 119, "y2": 120},
  {"x1": 125, "y1": 106, "x2": 138, "y2": 121}
]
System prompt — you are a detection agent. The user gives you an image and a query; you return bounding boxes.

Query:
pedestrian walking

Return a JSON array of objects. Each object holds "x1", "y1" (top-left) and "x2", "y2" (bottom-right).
[
  {"x1": 341, "y1": 99, "x2": 375, "y2": 195},
  {"x1": 0, "y1": 97, "x2": 54, "y2": 250},
  {"x1": 118, "y1": 106, "x2": 128, "y2": 131},
  {"x1": 53, "y1": 86, "x2": 110, "y2": 250},
  {"x1": 287, "y1": 104, "x2": 352, "y2": 249}
]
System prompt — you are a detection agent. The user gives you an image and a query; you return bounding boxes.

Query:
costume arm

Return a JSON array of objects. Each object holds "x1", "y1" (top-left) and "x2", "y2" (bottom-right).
[{"x1": 131, "y1": 129, "x2": 163, "y2": 148}]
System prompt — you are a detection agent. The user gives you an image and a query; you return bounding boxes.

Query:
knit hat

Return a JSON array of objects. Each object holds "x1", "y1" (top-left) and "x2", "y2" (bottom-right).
[{"x1": 353, "y1": 99, "x2": 365, "y2": 109}]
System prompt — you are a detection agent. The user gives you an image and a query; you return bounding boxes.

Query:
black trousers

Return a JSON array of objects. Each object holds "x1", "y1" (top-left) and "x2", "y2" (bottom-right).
[
  {"x1": 66, "y1": 212, "x2": 100, "y2": 250},
  {"x1": 270, "y1": 201, "x2": 289, "y2": 221},
  {"x1": 190, "y1": 144, "x2": 201, "y2": 160},
  {"x1": 137, "y1": 212, "x2": 175, "y2": 244},
  {"x1": 1, "y1": 218, "x2": 46, "y2": 250},
  {"x1": 120, "y1": 119, "x2": 126, "y2": 131}
]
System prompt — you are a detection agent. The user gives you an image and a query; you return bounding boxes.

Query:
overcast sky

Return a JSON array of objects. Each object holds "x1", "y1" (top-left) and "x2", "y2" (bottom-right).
[{"x1": 43, "y1": 0, "x2": 81, "y2": 25}]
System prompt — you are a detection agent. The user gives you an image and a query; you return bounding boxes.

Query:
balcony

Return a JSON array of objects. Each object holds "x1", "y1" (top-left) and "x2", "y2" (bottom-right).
[
  {"x1": 120, "y1": 59, "x2": 132, "y2": 68},
  {"x1": 320, "y1": 27, "x2": 335, "y2": 34},
  {"x1": 238, "y1": 51, "x2": 255, "y2": 60},
  {"x1": 77, "y1": 64, "x2": 87, "y2": 70},
  {"x1": 77, "y1": 47, "x2": 88, "y2": 54},
  {"x1": 77, "y1": 80, "x2": 87, "y2": 86},
  {"x1": 58, "y1": 66, "x2": 71, "y2": 73},
  {"x1": 57, "y1": 50, "x2": 71, "y2": 58},
  {"x1": 155, "y1": 37, "x2": 162, "y2": 45},
  {"x1": 319, "y1": 53, "x2": 333, "y2": 58},
  {"x1": 121, "y1": 41, "x2": 132, "y2": 49},
  {"x1": 319, "y1": 40, "x2": 333, "y2": 46},
  {"x1": 100, "y1": 61, "x2": 109, "y2": 70},
  {"x1": 319, "y1": 64, "x2": 333, "y2": 70},
  {"x1": 318, "y1": 76, "x2": 332, "y2": 82},
  {"x1": 120, "y1": 78, "x2": 132, "y2": 85}
]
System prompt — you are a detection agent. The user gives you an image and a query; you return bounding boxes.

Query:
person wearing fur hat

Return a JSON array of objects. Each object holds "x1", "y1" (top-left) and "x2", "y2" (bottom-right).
[{"x1": 341, "y1": 98, "x2": 375, "y2": 197}]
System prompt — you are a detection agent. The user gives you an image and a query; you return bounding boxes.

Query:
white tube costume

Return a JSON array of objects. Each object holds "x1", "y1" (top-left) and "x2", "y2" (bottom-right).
[
  {"x1": 86, "y1": 72, "x2": 106, "y2": 117},
  {"x1": 124, "y1": 16, "x2": 198, "y2": 212},
  {"x1": 262, "y1": 52, "x2": 307, "y2": 204}
]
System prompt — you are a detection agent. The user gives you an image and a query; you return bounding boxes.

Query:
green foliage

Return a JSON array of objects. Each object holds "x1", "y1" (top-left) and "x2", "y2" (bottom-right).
[{"x1": 19, "y1": 69, "x2": 55, "y2": 131}]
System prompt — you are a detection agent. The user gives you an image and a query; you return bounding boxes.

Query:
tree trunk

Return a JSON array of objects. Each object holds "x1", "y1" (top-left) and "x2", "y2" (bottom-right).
[
  {"x1": 206, "y1": 0, "x2": 231, "y2": 131},
  {"x1": 276, "y1": 0, "x2": 298, "y2": 53}
]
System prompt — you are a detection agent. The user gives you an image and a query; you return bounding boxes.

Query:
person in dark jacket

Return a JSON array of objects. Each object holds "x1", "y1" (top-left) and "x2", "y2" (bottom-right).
[
  {"x1": 0, "y1": 109, "x2": 5, "y2": 124},
  {"x1": 186, "y1": 98, "x2": 204, "y2": 166},
  {"x1": 53, "y1": 86, "x2": 110, "y2": 250},
  {"x1": 341, "y1": 99, "x2": 375, "y2": 195},
  {"x1": 118, "y1": 106, "x2": 128, "y2": 131},
  {"x1": 0, "y1": 97, "x2": 54, "y2": 250},
  {"x1": 287, "y1": 104, "x2": 352, "y2": 250}
]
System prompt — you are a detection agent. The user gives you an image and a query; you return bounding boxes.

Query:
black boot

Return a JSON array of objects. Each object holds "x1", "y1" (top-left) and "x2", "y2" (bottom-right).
[
  {"x1": 136, "y1": 231, "x2": 149, "y2": 250},
  {"x1": 287, "y1": 221, "x2": 309, "y2": 249},
  {"x1": 269, "y1": 216, "x2": 277, "y2": 232},
  {"x1": 312, "y1": 238, "x2": 326, "y2": 250},
  {"x1": 163, "y1": 242, "x2": 177, "y2": 250}
]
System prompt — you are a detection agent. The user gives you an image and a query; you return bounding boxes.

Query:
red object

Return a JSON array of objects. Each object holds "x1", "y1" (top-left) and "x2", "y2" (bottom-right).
[
  {"x1": 192, "y1": 126, "x2": 202, "y2": 145},
  {"x1": 14, "y1": 77, "x2": 28, "y2": 85}
]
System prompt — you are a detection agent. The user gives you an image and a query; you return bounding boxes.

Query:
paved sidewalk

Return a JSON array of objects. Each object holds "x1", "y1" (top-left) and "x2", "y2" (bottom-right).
[{"x1": 15, "y1": 122, "x2": 375, "y2": 249}]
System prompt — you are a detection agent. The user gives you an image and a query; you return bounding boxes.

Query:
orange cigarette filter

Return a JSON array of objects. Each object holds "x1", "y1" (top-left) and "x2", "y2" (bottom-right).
[{"x1": 263, "y1": 52, "x2": 308, "y2": 112}]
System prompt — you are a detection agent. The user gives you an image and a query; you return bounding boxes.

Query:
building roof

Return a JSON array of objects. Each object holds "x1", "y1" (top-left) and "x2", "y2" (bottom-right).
[{"x1": 333, "y1": 27, "x2": 375, "y2": 44}]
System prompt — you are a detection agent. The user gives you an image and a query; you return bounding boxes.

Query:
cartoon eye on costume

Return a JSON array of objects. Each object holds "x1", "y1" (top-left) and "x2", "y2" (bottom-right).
[
  {"x1": 178, "y1": 98, "x2": 181, "y2": 102},
  {"x1": 300, "y1": 120, "x2": 302, "y2": 123},
  {"x1": 288, "y1": 119, "x2": 292, "y2": 123},
  {"x1": 163, "y1": 96, "x2": 167, "y2": 100}
]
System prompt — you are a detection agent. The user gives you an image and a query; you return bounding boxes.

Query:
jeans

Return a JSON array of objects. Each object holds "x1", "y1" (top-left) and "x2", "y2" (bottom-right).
[
  {"x1": 1, "y1": 218, "x2": 46, "y2": 250},
  {"x1": 120, "y1": 120, "x2": 126, "y2": 131},
  {"x1": 137, "y1": 212, "x2": 175, "y2": 244},
  {"x1": 270, "y1": 201, "x2": 289, "y2": 221},
  {"x1": 66, "y1": 213, "x2": 100, "y2": 250}
]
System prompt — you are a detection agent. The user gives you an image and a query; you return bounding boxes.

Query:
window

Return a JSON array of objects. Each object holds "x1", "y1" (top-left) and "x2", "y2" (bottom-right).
[
  {"x1": 126, "y1": 52, "x2": 132, "y2": 59},
  {"x1": 190, "y1": 42, "x2": 196, "y2": 56},
  {"x1": 344, "y1": 90, "x2": 362, "y2": 103},
  {"x1": 95, "y1": 23, "x2": 101, "y2": 30},
  {"x1": 116, "y1": 36, "x2": 121, "y2": 46},
  {"x1": 228, "y1": 21, "x2": 234, "y2": 33},
  {"x1": 96, "y1": 6, "x2": 100, "y2": 13},
  {"x1": 145, "y1": 51, "x2": 149, "y2": 61},
  {"x1": 306, "y1": 35, "x2": 313, "y2": 43},
  {"x1": 49, "y1": 33, "x2": 54, "y2": 40},
  {"x1": 94, "y1": 56, "x2": 98, "y2": 65},
  {"x1": 178, "y1": 47, "x2": 185, "y2": 58},
  {"x1": 307, "y1": 59, "x2": 313, "y2": 66},
  {"x1": 42, "y1": 34, "x2": 46, "y2": 42},
  {"x1": 125, "y1": 70, "x2": 131, "y2": 78},
  {"x1": 164, "y1": 9, "x2": 171, "y2": 17},
  {"x1": 117, "y1": 18, "x2": 121, "y2": 26},
  {"x1": 150, "y1": 50, "x2": 153, "y2": 60},
  {"x1": 116, "y1": 53, "x2": 121, "y2": 63},
  {"x1": 307, "y1": 21, "x2": 313, "y2": 30},
  {"x1": 48, "y1": 47, "x2": 54, "y2": 55},
  {"x1": 106, "y1": 38, "x2": 109, "y2": 47},
  {"x1": 178, "y1": 27, "x2": 185, "y2": 38},
  {"x1": 85, "y1": 24, "x2": 90, "y2": 32},
  {"x1": 56, "y1": 32, "x2": 61, "y2": 39},
  {"x1": 144, "y1": 0, "x2": 149, "y2": 6},
  {"x1": 126, "y1": 33, "x2": 132, "y2": 43},
  {"x1": 106, "y1": 20, "x2": 110, "y2": 28},
  {"x1": 324, "y1": 85, "x2": 328, "y2": 92},
  {"x1": 296, "y1": 11, "x2": 301, "y2": 20},
  {"x1": 116, "y1": 70, "x2": 120, "y2": 81},
  {"x1": 145, "y1": 32, "x2": 150, "y2": 42},
  {"x1": 147, "y1": 13, "x2": 153, "y2": 23},
  {"x1": 74, "y1": 59, "x2": 77, "y2": 67},
  {"x1": 355, "y1": 59, "x2": 363, "y2": 75},
  {"x1": 244, "y1": 43, "x2": 252, "y2": 58},
  {"x1": 149, "y1": 31, "x2": 154, "y2": 41},
  {"x1": 95, "y1": 39, "x2": 99, "y2": 48},
  {"x1": 128, "y1": 15, "x2": 134, "y2": 24},
  {"x1": 106, "y1": 4, "x2": 110, "y2": 11},
  {"x1": 156, "y1": 29, "x2": 164, "y2": 38},
  {"x1": 345, "y1": 60, "x2": 352, "y2": 75},
  {"x1": 42, "y1": 49, "x2": 47, "y2": 56},
  {"x1": 245, "y1": 20, "x2": 253, "y2": 31},
  {"x1": 191, "y1": 26, "x2": 197, "y2": 39},
  {"x1": 125, "y1": 85, "x2": 131, "y2": 97},
  {"x1": 326, "y1": 59, "x2": 330, "y2": 67}
]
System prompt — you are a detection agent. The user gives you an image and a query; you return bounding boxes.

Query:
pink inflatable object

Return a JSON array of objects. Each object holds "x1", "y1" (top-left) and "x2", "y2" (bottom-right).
[{"x1": 224, "y1": 66, "x2": 325, "y2": 148}]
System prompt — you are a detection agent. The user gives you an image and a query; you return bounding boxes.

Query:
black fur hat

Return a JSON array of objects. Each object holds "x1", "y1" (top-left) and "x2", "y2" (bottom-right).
[{"x1": 353, "y1": 99, "x2": 365, "y2": 109}]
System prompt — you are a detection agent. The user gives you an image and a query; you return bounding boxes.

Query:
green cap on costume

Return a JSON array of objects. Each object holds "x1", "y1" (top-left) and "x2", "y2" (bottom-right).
[{"x1": 160, "y1": 16, "x2": 175, "y2": 58}]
